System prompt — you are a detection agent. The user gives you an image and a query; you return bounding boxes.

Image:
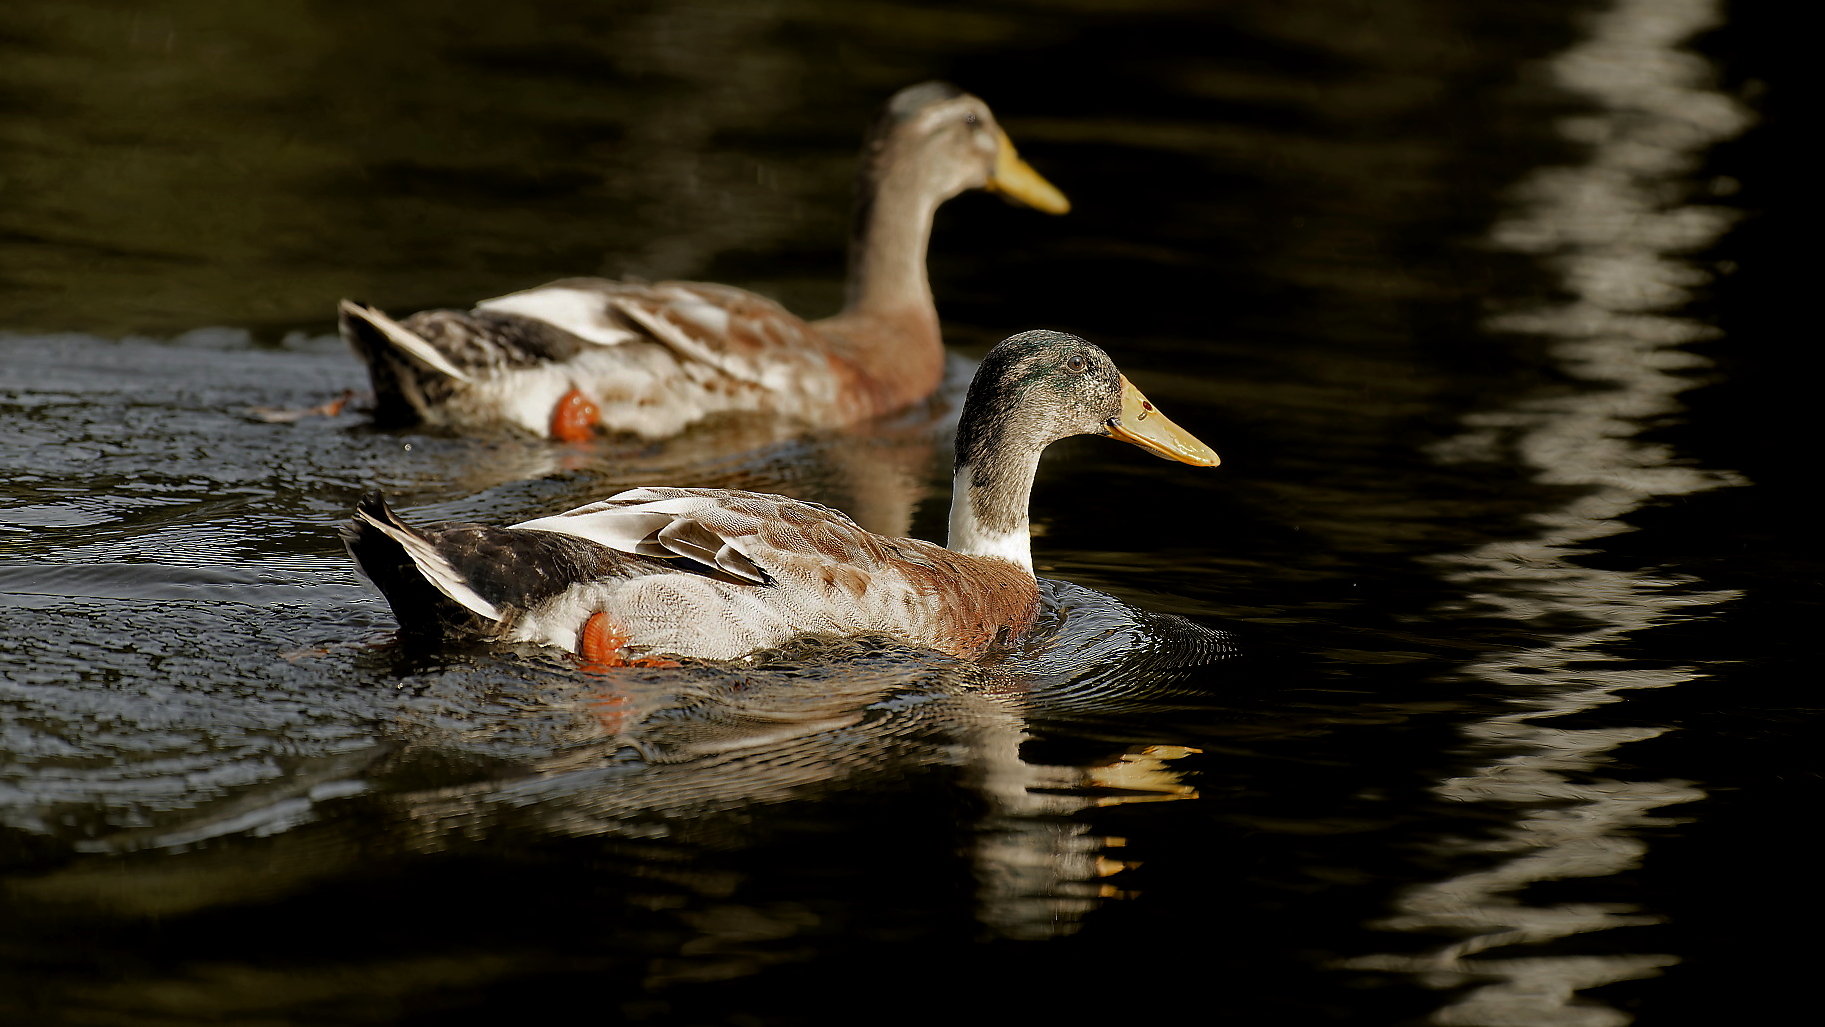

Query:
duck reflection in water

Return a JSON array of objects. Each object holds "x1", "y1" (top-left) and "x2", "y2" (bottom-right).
[
  {"x1": 387, "y1": 580, "x2": 1229, "y2": 947},
  {"x1": 52, "y1": 577, "x2": 1228, "y2": 957}
]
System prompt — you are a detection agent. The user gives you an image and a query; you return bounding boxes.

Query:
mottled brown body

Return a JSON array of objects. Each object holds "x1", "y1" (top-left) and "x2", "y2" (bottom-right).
[{"x1": 511, "y1": 488, "x2": 1042, "y2": 661}]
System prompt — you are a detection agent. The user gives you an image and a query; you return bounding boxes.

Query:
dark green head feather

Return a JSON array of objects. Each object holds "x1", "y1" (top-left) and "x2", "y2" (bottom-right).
[{"x1": 955, "y1": 330, "x2": 1123, "y2": 480}]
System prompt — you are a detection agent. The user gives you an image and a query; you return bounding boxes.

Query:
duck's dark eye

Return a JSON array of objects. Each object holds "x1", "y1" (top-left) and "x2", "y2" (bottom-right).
[
  {"x1": 1065, "y1": 353, "x2": 1088, "y2": 373},
  {"x1": 964, "y1": 111, "x2": 980, "y2": 127}
]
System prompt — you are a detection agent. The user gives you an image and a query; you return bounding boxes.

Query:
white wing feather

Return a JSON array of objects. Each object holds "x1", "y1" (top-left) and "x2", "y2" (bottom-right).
[
  {"x1": 341, "y1": 300, "x2": 475, "y2": 383},
  {"x1": 474, "y1": 286, "x2": 641, "y2": 348},
  {"x1": 513, "y1": 489, "x2": 775, "y2": 586}
]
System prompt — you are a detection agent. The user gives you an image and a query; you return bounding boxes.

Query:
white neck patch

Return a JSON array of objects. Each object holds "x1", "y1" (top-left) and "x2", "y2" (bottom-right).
[{"x1": 946, "y1": 466, "x2": 1034, "y2": 572}]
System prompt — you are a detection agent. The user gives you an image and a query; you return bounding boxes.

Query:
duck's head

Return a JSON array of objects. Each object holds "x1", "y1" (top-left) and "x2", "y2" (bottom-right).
[
  {"x1": 949, "y1": 330, "x2": 1218, "y2": 569},
  {"x1": 865, "y1": 81, "x2": 1070, "y2": 214},
  {"x1": 956, "y1": 330, "x2": 1220, "y2": 471}
]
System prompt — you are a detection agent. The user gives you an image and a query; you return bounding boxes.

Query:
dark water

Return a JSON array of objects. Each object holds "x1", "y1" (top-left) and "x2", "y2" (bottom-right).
[{"x1": 0, "y1": 1, "x2": 1811, "y2": 1024}]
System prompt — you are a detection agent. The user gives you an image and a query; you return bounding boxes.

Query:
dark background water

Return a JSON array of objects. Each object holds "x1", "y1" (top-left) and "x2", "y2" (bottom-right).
[{"x1": 0, "y1": 1, "x2": 1810, "y2": 1025}]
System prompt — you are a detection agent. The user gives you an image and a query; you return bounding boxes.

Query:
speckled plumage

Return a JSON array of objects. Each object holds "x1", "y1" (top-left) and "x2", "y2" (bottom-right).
[
  {"x1": 338, "y1": 82, "x2": 1067, "y2": 439},
  {"x1": 342, "y1": 280, "x2": 868, "y2": 438},
  {"x1": 346, "y1": 487, "x2": 1040, "y2": 660}
]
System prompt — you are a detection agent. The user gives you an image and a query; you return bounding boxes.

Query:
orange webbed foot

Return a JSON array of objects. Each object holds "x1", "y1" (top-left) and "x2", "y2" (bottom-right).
[
  {"x1": 319, "y1": 390, "x2": 352, "y2": 417},
  {"x1": 577, "y1": 613, "x2": 676, "y2": 730},
  {"x1": 578, "y1": 612, "x2": 680, "y2": 671},
  {"x1": 550, "y1": 386, "x2": 601, "y2": 443},
  {"x1": 250, "y1": 389, "x2": 358, "y2": 424}
]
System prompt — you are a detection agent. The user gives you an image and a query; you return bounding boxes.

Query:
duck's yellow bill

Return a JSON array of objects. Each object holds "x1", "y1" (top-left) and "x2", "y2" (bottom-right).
[
  {"x1": 1108, "y1": 376, "x2": 1220, "y2": 467},
  {"x1": 986, "y1": 129, "x2": 1070, "y2": 214}
]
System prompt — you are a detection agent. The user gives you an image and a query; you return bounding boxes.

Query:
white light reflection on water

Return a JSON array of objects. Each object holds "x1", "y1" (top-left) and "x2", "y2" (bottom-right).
[{"x1": 1347, "y1": 1, "x2": 1750, "y2": 1024}]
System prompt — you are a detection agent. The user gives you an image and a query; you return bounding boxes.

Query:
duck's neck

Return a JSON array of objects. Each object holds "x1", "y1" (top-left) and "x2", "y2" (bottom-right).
[
  {"x1": 814, "y1": 160, "x2": 946, "y2": 410},
  {"x1": 841, "y1": 161, "x2": 940, "y2": 323},
  {"x1": 946, "y1": 426, "x2": 1045, "y2": 574}
]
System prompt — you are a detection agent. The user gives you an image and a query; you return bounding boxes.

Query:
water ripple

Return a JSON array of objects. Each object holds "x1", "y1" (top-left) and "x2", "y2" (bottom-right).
[{"x1": 1347, "y1": 2, "x2": 1750, "y2": 1023}]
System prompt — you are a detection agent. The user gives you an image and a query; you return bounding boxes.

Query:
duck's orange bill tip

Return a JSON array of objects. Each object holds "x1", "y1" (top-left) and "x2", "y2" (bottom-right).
[
  {"x1": 987, "y1": 129, "x2": 1070, "y2": 215},
  {"x1": 1110, "y1": 376, "x2": 1220, "y2": 467}
]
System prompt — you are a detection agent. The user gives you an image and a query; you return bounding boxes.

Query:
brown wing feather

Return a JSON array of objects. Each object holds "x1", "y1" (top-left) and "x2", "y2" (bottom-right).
[
  {"x1": 607, "y1": 283, "x2": 876, "y2": 422},
  {"x1": 654, "y1": 490, "x2": 1042, "y2": 657}
]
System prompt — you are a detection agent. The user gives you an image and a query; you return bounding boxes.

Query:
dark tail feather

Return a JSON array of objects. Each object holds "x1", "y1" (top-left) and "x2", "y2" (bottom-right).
[
  {"x1": 343, "y1": 493, "x2": 624, "y2": 645},
  {"x1": 338, "y1": 300, "x2": 446, "y2": 428},
  {"x1": 342, "y1": 493, "x2": 498, "y2": 640}
]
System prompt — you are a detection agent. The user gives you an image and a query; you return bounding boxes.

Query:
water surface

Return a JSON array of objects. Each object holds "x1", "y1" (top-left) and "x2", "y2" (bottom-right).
[{"x1": 1, "y1": 1, "x2": 1810, "y2": 1024}]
